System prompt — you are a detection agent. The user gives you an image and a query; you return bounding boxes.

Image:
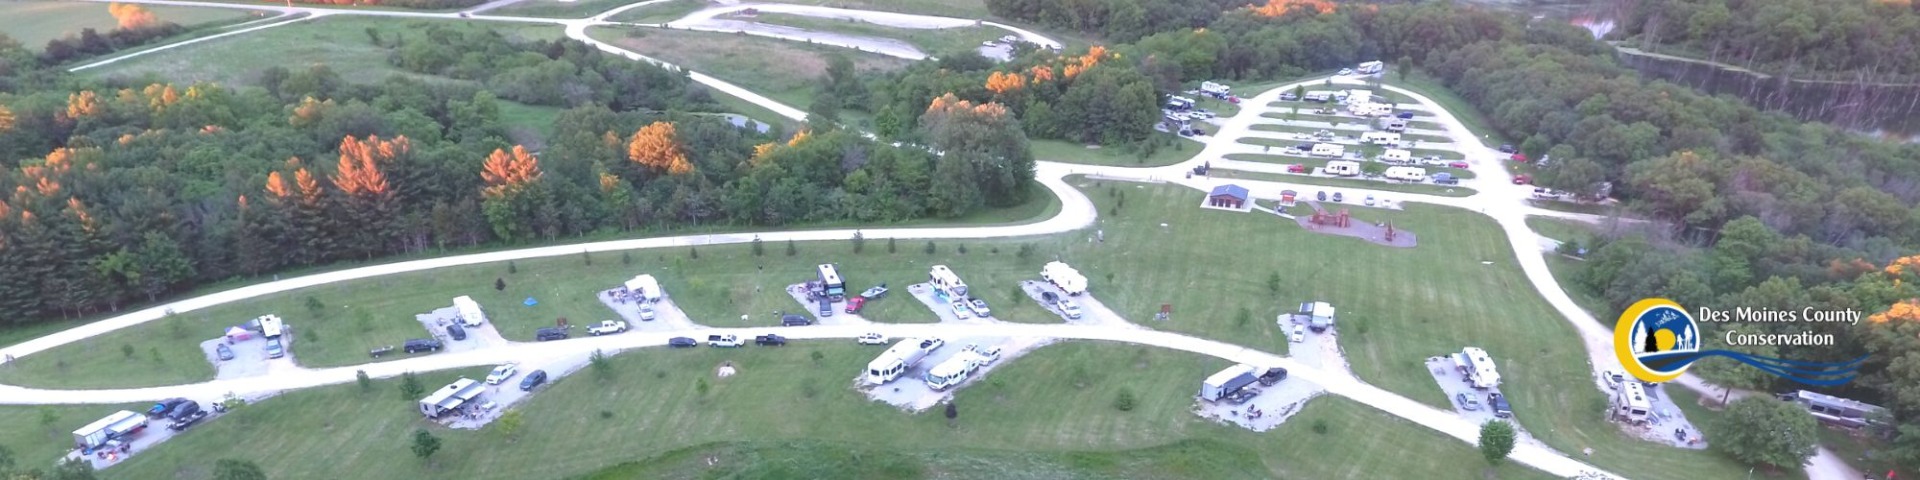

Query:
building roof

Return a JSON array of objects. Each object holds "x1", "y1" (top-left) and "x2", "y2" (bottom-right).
[{"x1": 1208, "y1": 184, "x2": 1249, "y2": 201}]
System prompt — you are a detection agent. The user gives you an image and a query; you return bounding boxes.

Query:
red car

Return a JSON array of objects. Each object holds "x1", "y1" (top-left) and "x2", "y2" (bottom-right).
[
  {"x1": 844, "y1": 296, "x2": 866, "y2": 314},
  {"x1": 1512, "y1": 174, "x2": 1532, "y2": 185},
  {"x1": 1287, "y1": 164, "x2": 1307, "y2": 173},
  {"x1": 1448, "y1": 161, "x2": 1469, "y2": 169},
  {"x1": 1510, "y1": 153, "x2": 1528, "y2": 162}
]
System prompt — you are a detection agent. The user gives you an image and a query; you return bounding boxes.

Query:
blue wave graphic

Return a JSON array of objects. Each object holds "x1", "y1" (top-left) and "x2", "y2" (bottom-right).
[{"x1": 1637, "y1": 350, "x2": 1868, "y2": 386}]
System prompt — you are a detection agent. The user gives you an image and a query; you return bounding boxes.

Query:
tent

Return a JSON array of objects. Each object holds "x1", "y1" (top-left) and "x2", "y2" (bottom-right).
[
  {"x1": 523, "y1": 297, "x2": 539, "y2": 306},
  {"x1": 224, "y1": 326, "x2": 251, "y2": 341}
]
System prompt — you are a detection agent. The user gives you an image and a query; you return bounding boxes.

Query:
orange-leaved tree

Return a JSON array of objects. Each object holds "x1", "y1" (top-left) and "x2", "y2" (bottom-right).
[
  {"x1": 986, "y1": 71, "x2": 1026, "y2": 95},
  {"x1": 0, "y1": 103, "x2": 14, "y2": 132},
  {"x1": 108, "y1": 3, "x2": 157, "y2": 30},
  {"x1": 66, "y1": 91, "x2": 100, "y2": 119},
  {"x1": 479, "y1": 145, "x2": 545, "y2": 241},
  {"x1": 627, "y1": 121, "x2": 693, "y2": 175}
]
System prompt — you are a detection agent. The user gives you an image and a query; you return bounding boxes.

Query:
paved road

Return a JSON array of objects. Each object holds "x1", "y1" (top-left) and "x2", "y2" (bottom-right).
[{"x1": 14, "y1": 3, "x2": 1852, "y2": 478}]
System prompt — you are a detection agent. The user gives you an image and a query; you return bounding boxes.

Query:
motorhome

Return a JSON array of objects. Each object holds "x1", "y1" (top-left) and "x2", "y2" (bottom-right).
[
  {"x1": 1165, "y1": 96, "x2": 1195, "y2": 111},
  {"x1": 1338, "y1": 89, "x2": 1373, "y2": 104},
  {"x1": 624, "y1": 274, "x2": 662, "y2": 302},
  {"x1": 1348, "y1": 102, "x2": 1393, "y2": 117},
  {"x1": 1453, "y1": 347, "x2": 1502, "y2": 389},
  {"x1": 929, "y1": 265, "x2": 968, "y2": 301},
  {"x1": 1199, "y1": 81, "x2": 1231, "y2": 99},
  {"x1": 1379, "y1": 149, "x2": 1411, "y2": 163},
  {"x1": 865, "y1": 338, "x2": 943, "y2": 384},
  {"x1": 1199, "y1": 364, "x2": 1258, "y2": 402},
  {"x1": 924, "y1": 350, "x2": 992, "y2": 390},
  {"x1": 1302, "y1": 91, "x2": 1333, "y2": 103},
  {"x1": 1324, "y1": 160, "x2": 1360, "y2": 177},
  {"x1": 1356, "y1": 60, "x2": 1384, "y2": 75},
  {"x1": 1041, "y1": 261, "x2": 1087, "y2": 295},
  {"x1": 816, "y1": 264, "x2": 846, "y2": 300},
  {"x1": 1361, "y1": 131, "x2": 1401, "y2": 145},
  {"x1": 1778, "y1": 390, "x2": 1889, "y2": 429},
  {"x1": 1384, "y1": 166, "x2": 1427, "y2": 182},
  {"x1": 418, "y1": 378, "x2": 485, "y2": 417},
  {"x1": 1612, "y1": 381, "x2": 1653, "y2": 424},
  {"x1": 452, "y1": 295, "x2": 486, "y2": 327},
  {"x1": 1310, "y1": 143, "x2": 1345, "y2": 158},
  {"x1": 257, "y1": 314, "x2": 284, "y2": 338}
]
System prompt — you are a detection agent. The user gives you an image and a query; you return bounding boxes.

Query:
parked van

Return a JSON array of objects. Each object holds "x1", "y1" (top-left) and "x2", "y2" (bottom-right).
[
  {"x1": 1325, "y1": 160, "x2": 1361, "y2": 177},
  {"x1": 1310, "y1": 143, "x2": 1344, "y2": 157}
]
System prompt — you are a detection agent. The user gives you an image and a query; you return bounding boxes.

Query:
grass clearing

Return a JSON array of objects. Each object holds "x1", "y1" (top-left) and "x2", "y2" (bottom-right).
[
  {"x1": 1526, "y1": 216, "x2": 1598, "y2": 245},
  {"x1": 1203, "y1": 170, "x2": 1477, "y2": 197},
  {"x1": 58, "y1": 342, "x2": 1553, "y2": 480},
  {"x1": 1526, "y1": 199, "x2": 1625, "y2": 217},
  {"x1": 86, "y1": 16, "x2": 562, "y2": 86},
  {"x1": 741, "y1": 12, "x2": 1005, "y2": 55},
  {"x1": 585, "y1": 25, "x2": 909, "y2": 115},
  {"x1": 1030, "y1": 138, "x2": 1201, "y2": 167},
  {"x1": 0, "y1": 403, "x2": 151, "y2": 469},
  {"x1": 600, "y1": 0, "x2": 705, "y2": 23},
  {"x1": 0, "y1": 1, "x2": 259, "y2": 51}
]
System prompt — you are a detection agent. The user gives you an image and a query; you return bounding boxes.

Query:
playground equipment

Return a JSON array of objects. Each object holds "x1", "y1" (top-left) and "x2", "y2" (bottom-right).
[
  {"x1": 1384, "y1": 221, "x2": 1396, "y2": 241},
  {"x1": 1307, "y1": 202, "x2": 1351, "y2": 228}
]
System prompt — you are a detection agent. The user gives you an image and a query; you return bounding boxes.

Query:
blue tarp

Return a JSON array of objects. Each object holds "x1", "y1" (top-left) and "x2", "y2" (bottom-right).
[{"x1": 523, "y1": 297, "x2": 538, "y2": 306}]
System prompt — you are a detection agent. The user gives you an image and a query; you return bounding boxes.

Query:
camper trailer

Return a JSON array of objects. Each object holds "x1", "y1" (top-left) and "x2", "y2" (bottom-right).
[
  {"x1": 1612, "y1": 381, "x2": 1653, "y2": 424},
  {"x1": 257, "y1": 314, "x2": 284, "y2": 338},
  {"x1": 1377, "y1": 117, "x2": 1407, "y2": 132},
  {"x1": 452, "y1": 295, "x2": 486, "y2": 327},
  {"x1": 418, "y1": 378, "x2": 485, "y2": 417},
  {"x1": 929, "y1": 265, "x2": 968, "y2": 301},
  {"x1": 1165, "y1": 96, "x2": 1195, "y2": 111},
  {"x1": 625, "y1": 274, "x2": 662, "y2": 302},
  {"x1": 866, "y1": 338, "x2": 944, "y2": 384},
  {"x1": 1041, "y1": 262, "x2": 1087, "y2": 295},
  {"x1": 1778, "y1": 390, "x2": 1889, "y2": 429},
  {"x1": 1356, "y1": 60, "x2": 1384, "y2": 75},
  {"x1": 1199, "y1": 364, "x2": 1258, "y2": 402},
  {"x1": 1454, "y1": 347, "x2": 1502, "y2": 389},
  {"x1": 1361, "y1": 131, "x2": 1401, "y2": 145},
  {"x1": 1303, "y1": 91, "x2": 1333, "y2": 103},
  {"x1": 72, "y1": 410, "x2": 147, "y2": 449},
  {"x1": 1379, "y1": 149, "x2": 1411, "y2": 163},
  {"x1": 1340, "y1": 89, "x2": 1373, "y2": 104},
  {"x1": 924, "y1": 350, "x2": 992, "y2": 391},
  {"x1": 1348, "y1": 102, "x2": 1392, "y2": 117},
  {"x1": 1199, "y1": 81, "x2": 1231, "y2": 99},
  {"x1": 1384, "y1": 166, "x2": 1427, "y2": 182},
  {"x1": 1324, "y1": 161, "x2": 1361, "y2": 177},
  {"x1": 1296, "y1": 301, "x2": 1336, "y2": 331},
  {"x1": 1310, "y1": 143, "x2": 1345, "y2": 158}
]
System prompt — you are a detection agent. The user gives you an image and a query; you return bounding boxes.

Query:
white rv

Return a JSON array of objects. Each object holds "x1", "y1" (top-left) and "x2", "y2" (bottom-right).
[
  {"x1": 1344, "y1": 89, "x2": 1373, "y2": 104},
  {"x1": 1302, "y1": 91, "x2": 1333, "y2": 103},
  {"x1": 1361, "y1": 131, "x2": 1401, "y2": 145},
  {"x1": 1454, "y1": 347, "x2": 1502, "y2": 389},
  {"x1": 257, "y1": 314, "x2": 284, "y2": 338},
  {"x1": 418, "y1": 378, "x2": 485, "y2": 417},
  {"x1": 452, "y1": 295, "x2": 486, "y2": 327},
  {"x1": 1348, "y1": 102, "x2": 1393, "y2": 117},
  {"x1": 1324, "y1": 160, "x2": 1361, "y2": 177},
  {"x1": 929, "y1": 265, "x2": 968, "y2": 301},
  {"x1": 1199, "y1": 364, "x2": 1258, "y2": 402},
  {"x1": 1199, "y1": 81, "x2": 1231, "y2": 98},
  {"x1": 924, "y1": 350, "x2": 991, "y2": 391},
  {"x1": 625, "y1": 274, "x2": 662, "y2": 302},
  {"x1": 865, "y1": 338, "x2": 943, "y2": 385},
  {"x1": 1384, "y1": 166, "x2": 1427, "y2": 182},
  {"x1": 1041, "y1": 261, "x2": 1087, "y2": 295},
  {"x1": 1356, "y1": 60, "x2": 1384, "y2": 74},
  {"x1": 1165, "y1": 96, "x2": 1195, "y2": 111},
  {"x1": 1379, "y1": 149, "x2": 1411, "y2": 163},
  {"x1": 1613, "y1": 381, "x2": 1652, "y2": 424},
  {"x1": 1296, "y1": 301, "x2": 1336, "y2": 331},
  {"x1": 1310, "y1": 143, "x2": 1345, "y2": 157}
]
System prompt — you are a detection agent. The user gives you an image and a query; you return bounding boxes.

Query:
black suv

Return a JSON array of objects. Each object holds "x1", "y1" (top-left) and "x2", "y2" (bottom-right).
[
  {"x1": 403, "y1": 338, "x2": 442, "y2": 353},
  {"x1": 1257, "y1": 367, "x2": 1289, "y2": 386},
  {"x1": 781, "y1": 314, "x2": 812, "y2": 326},
  {"x1": 668, "y1": 337, "x2": 698, "y2": 348},
  {"x1": 447, "y1": 324, "x2": 467, "y2": 341},
  {"x1": 535, "y1": 327, "x2": 568, "y2": 341},
  {"x1": 147, "y1": 398, "x2": 190, "y2": 417},
  {"x1": 168, "y1": 401, "x2": 201, "y2": 421},
  {"x1": 1487, "y1": 392, "x2": 1513, "y2": 418}
]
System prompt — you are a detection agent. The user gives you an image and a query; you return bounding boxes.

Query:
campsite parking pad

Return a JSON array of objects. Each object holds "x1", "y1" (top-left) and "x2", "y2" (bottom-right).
[
  {"x1": 1611, "y1": 382, "x2": 1709, "y2": 449},
  {"x1": 783, "y1": 283, "x2": 873, "y2": 326},
  {"x1": 860, "y1": 336, "x2": 1049, "y2": 412},
  {"x1": 1193, "y1": 374, "x2": 1325, "y2": 432},
  {"x1": 904, "y1": 283, "x2": 994, "y2": 325},
  {"x1": 199, "y1": 336, "x2": 292, "y2": 380},
  {"x1": 1018, "y1": 280, "x2": 1139, "y2": 328},
  {"x1": 69, "y1": 389, "x2": 266, "y2": 470},
  {"x1": 437, "y1": 351, "x2": 594, "y2": 430},
  {"x1": 599, "y1": 288, "x2": 703, "y2": 332},
  {"x1": 1424, "y1": 356, "x2": 1514, "y2": 426},
  {"x1": 414, "y1": 306, "x2": 509, "y2": 354}
]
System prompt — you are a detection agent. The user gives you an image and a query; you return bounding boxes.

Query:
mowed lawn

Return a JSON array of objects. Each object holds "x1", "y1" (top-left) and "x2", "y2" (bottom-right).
[
  {"x1": 0, "y1": 188, "x2": 1058, "y2": 389},
  {"x1": 0, "y1": 402, "x2": 151, "y2": 471},
  {"x1": 741, "y1": 12, "x2": 1006, "y2": 55},
  {"x1": 1202, "y1": 169, "x2": 1477, "y2": 197},
  {"x1": 1031, "y1": 138, "x2": 1201, "y2": 167},
  {"x1": 81, "y1": 343, "x2": 1554, "y2": 480},
  {"x1": 585, "y1": 26, "x2": 910, "y2": 118},
  {"x1": 86, "y1": 16, "x2": 563, "y2": 86},
  {"x1": 0, "y1": 1, "x2": 258, "y2": 51}
]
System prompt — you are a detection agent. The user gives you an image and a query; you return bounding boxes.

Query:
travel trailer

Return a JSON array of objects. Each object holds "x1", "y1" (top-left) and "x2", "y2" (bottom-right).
[
  {"x1": 1379, "y1": 149, "x2": 1411, "y2": 163},
  {"x1": 1384, "y1": 166, "x2": 1427, "y2": 182},
  {"x1": 1310, "y1": 143, "x2": 1345, "y2": 158},
  {"x1": 1361, "y1": 131, "x2": 1401, "y2": 145},
  {"x1": 1324, "y1": 161, "x2": 1360, "y2": 177}
]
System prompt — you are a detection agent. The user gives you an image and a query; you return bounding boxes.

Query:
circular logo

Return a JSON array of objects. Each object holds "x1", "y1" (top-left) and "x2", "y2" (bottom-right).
[{"x1": 1613, "y1": 298, "x2": 1700, "y2": 383}]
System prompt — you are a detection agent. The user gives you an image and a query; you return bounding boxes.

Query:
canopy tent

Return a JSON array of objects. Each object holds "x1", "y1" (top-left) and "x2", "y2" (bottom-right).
[
  {"x1": 523, "y1": 297, "x2": 539, "y2": 306},
  {"x1": 224, "y1": 326, "x2": 251, "y2": 341}
]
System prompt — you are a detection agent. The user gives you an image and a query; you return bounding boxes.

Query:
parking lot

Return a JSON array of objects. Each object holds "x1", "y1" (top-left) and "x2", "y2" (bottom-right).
[
  {"x1": 860, "y1": 336, "x2": 1048, "y2": 412},
  {"x1": 1423, "y1": 356, "x2": 1516, "y2": 426},
  {"x1": 599, "y1": 288, "x2": 703, "y2": 332},
  {"x1": 413, "y1": 306, "x2": 510, "y2": 354},
  {"x1": 1017, "y1": 280, "x2": 1138, "y2": 329},
  {"x1": 903, "y1": 283, "x2": 995, "y2": 324},
  {"x1": 783, "y1": 283, "x2": 874, "y2": 326}
]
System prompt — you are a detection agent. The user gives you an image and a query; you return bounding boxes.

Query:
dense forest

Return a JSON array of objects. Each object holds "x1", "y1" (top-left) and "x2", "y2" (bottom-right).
[
  {"x1": 0, "y1": 24, "x2": 1029, "y2": 324},
  {"x1": 1615, "y1": 0, "x2": 1920, "y2": 79},
  {"x1": 854, "y1": 46, "x2": 1163, "y2": 153},
  {"x1": 987, "y1": 0, "x2": 1920, "y2": 470},
  {"x1": 37, "y1": 3, "x2": 194, "y2": 67}
]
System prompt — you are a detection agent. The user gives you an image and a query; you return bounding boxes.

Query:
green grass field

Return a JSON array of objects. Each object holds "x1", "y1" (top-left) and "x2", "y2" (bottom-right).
[
  {"x1": 584, "y1": 25, "x2": 908, "y2": 117},
  {"x1": 86, "y1": 16, "x2": 561, "y2": 86},
  {"x1": 1204, "y1": 170, "x2": 1477, "y2": 197},
  {"x1": 0, "y1": 402, "x2": 151, "y2": 471},
  {"x1": 596, "y1": 0, "x2": 705, "y2": 23},
  {"x1": 56, "y1": 343, "x2": 1554, "y2": 480},
  {"x1": 735, "y1": 12, "x2": 1005, "y2": 55},
  {"x1": 1030, "y1": 138, "x2": 1200, "y2": 167},
  {"x1": 0, "y1": 1, "x2": 258, "y2": 51},
  {"x1": 1526, "y1": 216, "x2": 1599, "y2": 245}
]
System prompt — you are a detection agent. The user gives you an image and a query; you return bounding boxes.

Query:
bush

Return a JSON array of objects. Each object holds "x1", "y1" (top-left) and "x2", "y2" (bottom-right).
[
  {"x1": 924, "y1": 241, "x2": 936, "y2": 254},
  {"x1": 1312, "y1": 419, "x2": 1329, "y2": 434},
  {"x1": 957, "y1": 244, "x2": 968, "y2": 254},
  {"x1": 1113, "y1": 388, "x2": 1137, "y2": 411},
  {"x1": 688, "y1": 246, "x2": 699, "y2": 259}
]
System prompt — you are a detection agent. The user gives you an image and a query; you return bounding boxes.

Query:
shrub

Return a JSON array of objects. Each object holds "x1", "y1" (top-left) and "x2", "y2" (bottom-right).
[{"x1": 1113, "y1": 388, "x2": 1137, "y2": 411}]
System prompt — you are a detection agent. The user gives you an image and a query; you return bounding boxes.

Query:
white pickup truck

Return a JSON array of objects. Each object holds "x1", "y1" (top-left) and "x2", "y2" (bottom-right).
[
  {"x1": 587, "y1": 320, "x2": 628, "y2": 336},
  {"x1": 707, "y1": 334, "x2": 743, "y2": 348}
]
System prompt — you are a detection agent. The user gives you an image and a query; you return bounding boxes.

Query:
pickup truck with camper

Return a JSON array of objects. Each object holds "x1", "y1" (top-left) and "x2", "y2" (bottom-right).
[
  {"x1": 755, "y1": 334, "x2": 787, "y2": 346},
  {"x1": 587, "y1": 320, "x2": 628, "y2": 336},
  {"x1": 708, "y1": 334, "x2": 743, "y2": 348}
]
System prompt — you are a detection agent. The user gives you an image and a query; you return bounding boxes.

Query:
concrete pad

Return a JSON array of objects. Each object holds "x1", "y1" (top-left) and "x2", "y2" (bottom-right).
[
  {"x1": 1609, "y1": 383, "x2": 1709, "y2": 450},
  {"x1": 598, "y1": 288, "x2": 704, "y2": 332},
  {"x1": 438, "y1": 350, "x2": 593, "y2": 430},
  {"x1": 902, "y1": 282, "x2": 999, "y2": 325},
  {"x1": 201, "y1": 337, "x2": 268, "y2": 380},
  {"x1": 857, "y1": 336, "x2": 1049, "y2": 412},
  {"x1": 1017, "y1": 280, "x2": 1140, "y2": 329},
  {"x1": 1423, "y1": 356, "x2": 1514, "y2": 426},
  {"x1": 782, "y1": 283, "x2": 874, "y2": 326},
  {"x1": 1193, "y1": 377, "x2": 1326, "y2": 432},
  {"x1": 414, "y1": 306, "x2": 510, "y2": 354},
  {"x1": 1276, "y1": 314, "x2": 1350, "y2": 373}
]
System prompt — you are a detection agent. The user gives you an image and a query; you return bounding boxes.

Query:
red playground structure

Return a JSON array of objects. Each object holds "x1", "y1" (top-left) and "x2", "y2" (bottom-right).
[{"x1": 1308, "y1": 202, "x2": 1351, "y2": 228}]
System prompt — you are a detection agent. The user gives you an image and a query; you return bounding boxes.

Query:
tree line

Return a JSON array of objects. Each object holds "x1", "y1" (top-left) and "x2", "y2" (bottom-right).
[
  {"x1": 1615, "y1": 0, "x2": 1920, "y2": 80},
  {"x1": 0, "y1": 24, "x2": 1026, "y2": 325},
  {"x1": 36, "y1": 3, "x2": 191, "y2": 67}
]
